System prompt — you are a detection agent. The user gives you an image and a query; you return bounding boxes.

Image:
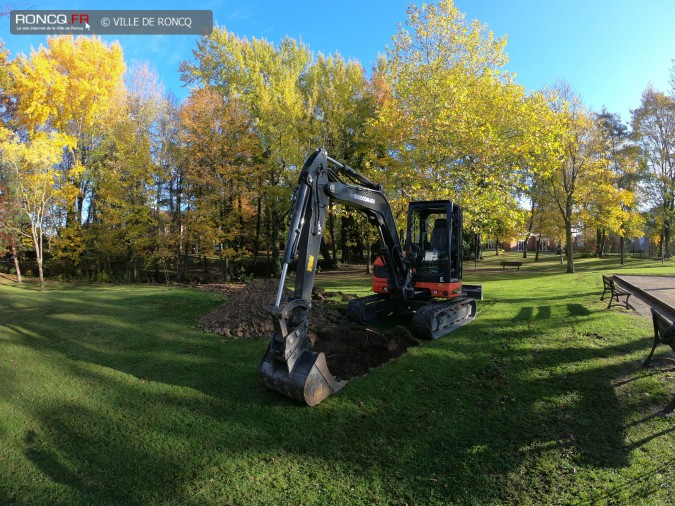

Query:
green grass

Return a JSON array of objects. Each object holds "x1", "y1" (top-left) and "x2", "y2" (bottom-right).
[{"x1": 1, "y1": 254, "x2": 674, "y2": 505}]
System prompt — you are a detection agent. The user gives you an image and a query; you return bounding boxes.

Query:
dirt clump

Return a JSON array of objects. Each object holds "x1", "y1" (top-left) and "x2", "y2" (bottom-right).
[{"x1": 196, "y1": 279, "x2": 419, "y2": 379}]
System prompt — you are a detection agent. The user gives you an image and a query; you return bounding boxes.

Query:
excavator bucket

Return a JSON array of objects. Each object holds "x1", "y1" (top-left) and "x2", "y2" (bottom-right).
[
  {"x1": 259, "y1": 347, "x2": 345, "y2": 406},
  {"x1": 259, "y1": 300, "x2": 346, "y2": 406}
]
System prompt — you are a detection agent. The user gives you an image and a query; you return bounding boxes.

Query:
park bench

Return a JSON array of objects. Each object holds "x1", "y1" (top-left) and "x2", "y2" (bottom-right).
[
  {"x1": 600, "y1": 274, "x2": 632, "y2": 309},
  {"x1": 501, "y1": 261, "x2": 522, "y2": 270},
  {"x1": 643, "y1": 308, "x2": 675, "y2": 367}
]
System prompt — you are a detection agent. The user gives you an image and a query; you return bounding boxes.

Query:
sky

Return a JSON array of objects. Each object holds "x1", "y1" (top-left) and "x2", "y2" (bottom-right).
[{"x1": 1, "y1": 0, "x2": 674, "y2": 124}]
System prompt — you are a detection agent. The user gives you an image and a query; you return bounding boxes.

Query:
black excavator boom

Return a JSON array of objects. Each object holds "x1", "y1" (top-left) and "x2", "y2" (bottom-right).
[{"x1": 259, "y1": 148, "x2": 414, "y2": 405}]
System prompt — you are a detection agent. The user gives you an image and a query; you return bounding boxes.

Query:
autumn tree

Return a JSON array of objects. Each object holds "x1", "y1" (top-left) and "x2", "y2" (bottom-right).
[
  {"x1": 181, "y1": 29, "x2": 311, "y2": 276},
  {"x1": 303, "y1": 53, "x2": 373, "y2": 267},
  {"x1": 0, "y1": 132, "x2": 77, "y2": 290},
  {"x1": 0, "y1": 39, "x2": 13, "y2": 128},
  {"x1": 0, "y1": 159, "x2": 24, "y2": 281},
  {"x1": 631, "y1": 86, "x2": 675, "y2": 259},
  {"x1": 86, "y1": 64, "x2": 164, "y2": 281},
  {"x1": 10, "y1": 36, "x2": 125, "y2": 230},
  {"x1": 0, "y1": 41, "x2": 23, "y2": 280},
  {"x1": 367, "y1": 0, "x2": 547, "y2": 243},
  {"x1": 531, "y1": 190, "x2": 564, "y2": 262},
  {"x1": 595, "y1": 109, "x2": 643, "y2": 263},
  {"x1": 539, "y1": 84, "x2": 611, "y2": 273},
  {"x1": 180, "y1": 88, "x2": 260, "y2": 281},
  {"x1": 154, "y1": 92, "x2": 187, "y2": 280}
]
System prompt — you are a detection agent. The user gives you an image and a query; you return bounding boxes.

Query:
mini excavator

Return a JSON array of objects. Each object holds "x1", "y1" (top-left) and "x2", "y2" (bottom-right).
[{"x1": 260, "y1": 149, "x2": 482, "y2": 405}]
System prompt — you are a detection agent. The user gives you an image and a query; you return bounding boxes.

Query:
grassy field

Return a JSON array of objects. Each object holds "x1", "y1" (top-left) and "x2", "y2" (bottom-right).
[{"x1": 0, "y1": 253, "x2": 674, "y2": 504}]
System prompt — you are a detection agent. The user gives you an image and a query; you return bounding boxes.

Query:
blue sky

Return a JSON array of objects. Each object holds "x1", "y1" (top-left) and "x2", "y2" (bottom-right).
[{"x1": 1, "y1": 0, "x2": 673, "y2": 123}]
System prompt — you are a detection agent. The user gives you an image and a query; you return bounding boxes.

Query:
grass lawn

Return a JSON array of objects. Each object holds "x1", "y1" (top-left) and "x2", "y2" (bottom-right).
[{"x1": 0, "y1": 253, "x2": 674, "y2": 504}]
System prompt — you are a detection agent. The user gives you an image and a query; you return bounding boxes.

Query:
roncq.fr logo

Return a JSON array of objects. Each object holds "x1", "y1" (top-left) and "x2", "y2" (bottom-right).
[{"x1": 14, "y1": 13, "x2": 90, "y2": 26}]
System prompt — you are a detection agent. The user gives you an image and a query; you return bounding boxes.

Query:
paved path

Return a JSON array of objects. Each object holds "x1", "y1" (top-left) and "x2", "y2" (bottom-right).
[{"x1": 615, "y1": 275, "x2": 675, "y2": 320}]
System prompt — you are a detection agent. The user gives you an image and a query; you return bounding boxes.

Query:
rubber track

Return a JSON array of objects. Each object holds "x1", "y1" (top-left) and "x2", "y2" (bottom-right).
[
  {"x1": 411, "y1": 297, "x2": 476, "y2": 340},
  {"x1": 346, "y1": 294, "x2": 392, "y2": 324}
]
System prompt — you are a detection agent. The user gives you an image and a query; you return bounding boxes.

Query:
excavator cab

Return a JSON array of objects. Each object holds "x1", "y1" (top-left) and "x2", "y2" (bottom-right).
[
  {"x1": 406, "y1": 200, "x2": 462, "y2": 285},
  {"x1": 372, "y1": 200, "x2": 463, "y2": 299}
]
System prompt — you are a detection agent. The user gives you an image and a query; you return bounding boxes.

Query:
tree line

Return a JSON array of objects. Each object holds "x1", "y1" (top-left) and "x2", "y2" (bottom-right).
[{"x1": 0, "y1": 1, "x2": 673, "y2": 289}]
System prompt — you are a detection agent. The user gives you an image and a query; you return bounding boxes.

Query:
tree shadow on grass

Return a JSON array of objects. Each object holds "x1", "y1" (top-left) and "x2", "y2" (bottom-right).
[
  {"x1": 512, "y1": 305, "x2": 554, "y2": 322},
  {"x1": 12, "y1": 333, "x2": 656, "y2": 503},
  {"x1": 3, "y1": 286, "x2": 673, "y2": 503}
]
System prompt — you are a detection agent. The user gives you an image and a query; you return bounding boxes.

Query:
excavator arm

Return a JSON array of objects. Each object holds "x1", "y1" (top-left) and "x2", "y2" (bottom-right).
[{"x1": 260, "y1": 148, "x2": 412, "y2": 405}]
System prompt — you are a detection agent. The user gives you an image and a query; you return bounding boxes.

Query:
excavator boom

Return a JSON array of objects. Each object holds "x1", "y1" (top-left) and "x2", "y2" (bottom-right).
[{"x1": 260, "y1": 149, "x2": 413, "y2": 405}]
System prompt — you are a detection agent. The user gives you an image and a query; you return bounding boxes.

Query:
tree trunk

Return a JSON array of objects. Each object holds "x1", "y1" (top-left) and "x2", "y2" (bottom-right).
[
  {"x1": 565, "y1": 221, "x2": 575, "y2": 273},
  {"x1": 266, "y1": 210, "x2": 272, "y2": 267},
  {"x1": 535, "y1": 234, "x2": 541, "y2": 262},
  {"x1": 223, "y1": 241, "x2": 231, "y2": 282},
  {"x1": 30, "y1": 223, "x2": 45, "y2": 291},
  {"x1": 366, "y1": 240, "x2": 372, "y2": 274},
  {"x1": 37, "y1": 258, "x2": 44, "y2": 291},
  {"x1": 180, "y1": 248, "x2": 189, "y2": 281},
  {"x1": 329, "y1": 204, "x2": 338, "y2": 266},
  {"x1": 620, "y1": 235, "x2": 625, "y2": 265},
  {"x1": 596, "y1": 228, "x2": 606, "y2": 258},
  {"x1": 320, "y1": 240, "x2": 335, "y2": 269},
  {"x1": 37, "y1": 230, "x2": 44, "y2": 291},
  {"x1": 11, "y1": 244, "x2": 22, "y2": 283},
  {"x1": 272, "y1": 212, "x2": 281, "y2": 278},
  {"x1": 355, "y1": 221, "x2": 365, "y2": 262},
  {"x1": 665, "y1": 218, "x2": 671, "y2": 259},
  {"x1": 251, "y1": 193, "x2": 262, "y2": 273},
  {"x1": 523, "y1": 199, "x2": 535, "y2": 259}
]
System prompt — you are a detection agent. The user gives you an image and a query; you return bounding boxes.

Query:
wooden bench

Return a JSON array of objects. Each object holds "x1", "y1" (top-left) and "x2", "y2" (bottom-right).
[
  {"x1": 643, "y1": 309, "x2": 675, "y2": 367},
  {"x1": 600, "y1": 275, "x2": 632, "y2": 309},
  {"x1": 501, "y1": 261, "x2": 522, "y2": 270}
]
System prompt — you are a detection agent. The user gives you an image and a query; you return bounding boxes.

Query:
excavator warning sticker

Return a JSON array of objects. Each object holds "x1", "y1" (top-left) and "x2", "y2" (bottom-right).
[{"x1": 307, "y1": 255, "x2": 315, "y2": 272}]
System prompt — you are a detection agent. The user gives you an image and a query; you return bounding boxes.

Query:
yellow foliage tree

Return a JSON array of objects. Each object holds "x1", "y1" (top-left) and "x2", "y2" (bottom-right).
[
  {"x1": 10, "y1": 36, "x2": 126, "y2": 224},
  {"x1": 365, "y1": 0, "x2": 548, "y2": 239},
  {"x1": 538, "y1": 84, "x2": 612, "y2": 273},
  {"x1": 0, "y1": 131, "x2": 77, "y2": 290},
  {"x1": 181, "y1": 29, "x2": 311, "y2": 276}
]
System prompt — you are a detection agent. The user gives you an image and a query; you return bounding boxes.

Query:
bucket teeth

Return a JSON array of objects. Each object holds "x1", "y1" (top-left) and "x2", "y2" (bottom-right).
[{"x1": 260, "y1": 299, "x2": 345, "y2": 406}]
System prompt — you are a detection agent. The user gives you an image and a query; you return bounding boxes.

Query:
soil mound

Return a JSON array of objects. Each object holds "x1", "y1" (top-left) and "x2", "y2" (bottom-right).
[
  {"x1": 196, "y1": 279, "x2": 419, "y2": 379},
  {"x1": 197, "y1": 279, "x2": 345, "y2": 338}
]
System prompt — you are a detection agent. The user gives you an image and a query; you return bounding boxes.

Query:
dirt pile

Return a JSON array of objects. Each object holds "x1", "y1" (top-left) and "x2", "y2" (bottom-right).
[
  {"x1": 197, "y1": 279, "x2": 346, "y2": 338},
  {"x1": 196, "y1": 279, "x2": 419, "y2": 378}
]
